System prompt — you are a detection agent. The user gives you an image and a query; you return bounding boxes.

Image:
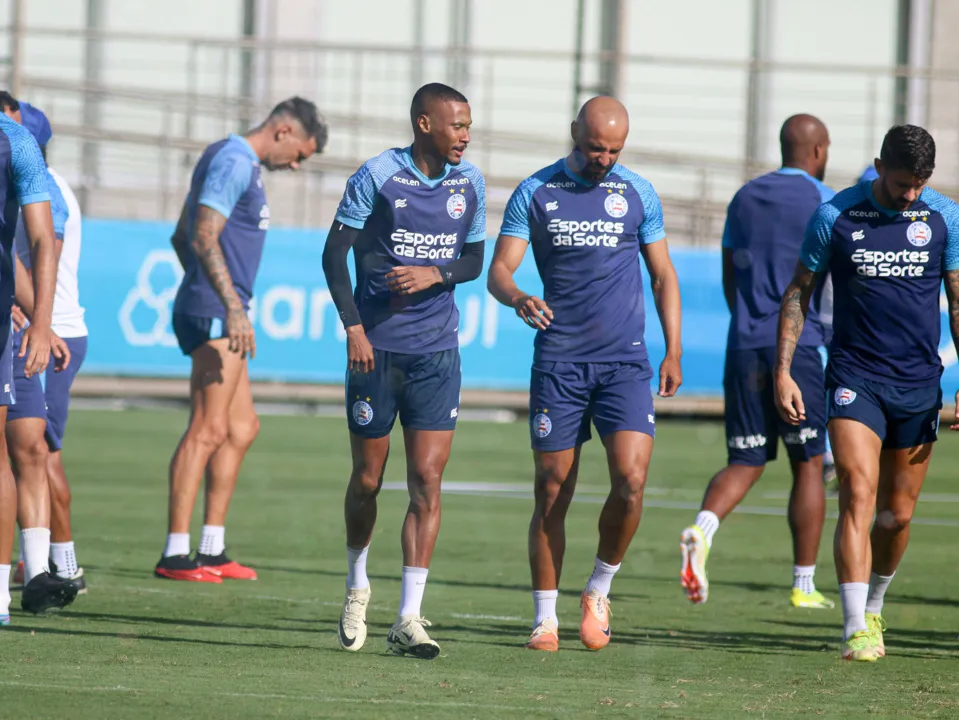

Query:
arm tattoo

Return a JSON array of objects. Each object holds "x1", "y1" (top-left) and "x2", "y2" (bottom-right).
[
  {"x1": 776, "y1": 263, "x2": 818, "y2": 374},
  {"x1": 944, "y1": 269, "x2": 959, "y2": 354},
  {"x1": 190, "y1": 206, "x2": 243, "y2": 314}
]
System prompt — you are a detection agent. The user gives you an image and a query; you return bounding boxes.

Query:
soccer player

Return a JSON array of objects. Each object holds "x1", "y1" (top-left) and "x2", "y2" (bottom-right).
[
  {"x1": 775, "y1": 124, "x2": 959, "y2": 661},
  {"x1": 158, "y1": 97, "x2": 327, "y2": 582},
  {"x1": 8, "y1": 101, "x2": 88, "y2": 591},
  {"x1": 0, "y1": 102, "x2": 68, "y2": 623},
  {"x1": 323, "y1": 83, "x2": 485, "y2": 659},
  {"x1": 0, "y1": 96, "x2": 74, "y2": 600},
  {"x1": 488, "y1": 96, "x2": 682, "y2": 652},
  {"x1": 680, "y1": 115, "x2": 835, "y2": 610}
]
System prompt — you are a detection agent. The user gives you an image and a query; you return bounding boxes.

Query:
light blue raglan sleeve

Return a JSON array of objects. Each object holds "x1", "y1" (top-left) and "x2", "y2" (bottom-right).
[
  {"x1": 46, "y1": 170, "x2": 68, "y2": 240},
  {"x1": 799, "y1": 202, "x2": 840, "y2": 272},
  {"x1": 817, "y1": 181, "x2": 836, "y2": 203},
  {"x1": 9, "y1": 125, "x2": 49, "y2": 206},
  {"x1": 334, "y1": 163, "x2": 377, "y2": 230},
  {"x1": 499, "y1": 180, "x2": 536, "y2": 241},
  {"x1": 466, "y1": 168, "x2": 486, "y2": 243},
  {"x1": 924, "y1": 190, "x2": 959, "y2": 271},
  {"x1": 622, "y1": 171, "x2": 666, "y2": 244},
  {"x1": 197, "y1": 145, "x2": 253, "y2": 219}
]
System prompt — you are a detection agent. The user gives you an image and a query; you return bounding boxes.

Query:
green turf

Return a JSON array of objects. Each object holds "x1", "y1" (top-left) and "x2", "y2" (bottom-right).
[{"x1": 3, "y1": 408, "x2": 959, "y2": 718}]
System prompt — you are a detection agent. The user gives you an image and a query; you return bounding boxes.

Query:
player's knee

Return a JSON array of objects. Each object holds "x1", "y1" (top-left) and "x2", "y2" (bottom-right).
[
  {"x1": 615, "y1": 466, "x2": 648, "y2": 504},
  {"x1": 842, "y1": 476, "x2": 877, "y2": 521},
  {"x1": 229, "y1": 413, "x2": 260, "y2": 449},
  {"x1": 11, "y1": 435, "x2": 48, "y2": 471},
  {"x1": 189, "y1": 417, "x2": 230, "y2": 450},
  {"x1": 409, "y1": 475, "x2": 442, "y2": 515},
  {"x1": 350, "y1": 465, "x2": 383, "y2": 498},
  {"x1": 875, "y1": 507, "x2": 913, "y2": 533}
]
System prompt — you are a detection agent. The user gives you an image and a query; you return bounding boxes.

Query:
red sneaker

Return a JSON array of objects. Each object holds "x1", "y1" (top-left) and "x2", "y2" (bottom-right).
[
  {"x1": 196, "y1": 552, "x2": 258, "y2": 581},
  {"x1": 154, "y1": 554, "x2": 222, "y2": 583}
]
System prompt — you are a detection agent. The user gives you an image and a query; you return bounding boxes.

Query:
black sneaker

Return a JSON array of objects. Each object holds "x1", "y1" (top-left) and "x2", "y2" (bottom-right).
[
  {"x1": 21, "y1": 572, "x2": 79, "y2": 614},
  {"x1": 154, "y1": 554, "x2": 221, "y2": 583}
]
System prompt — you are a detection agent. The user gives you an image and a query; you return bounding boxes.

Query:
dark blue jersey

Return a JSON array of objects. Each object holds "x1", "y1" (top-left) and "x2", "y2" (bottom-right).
[
  {"x1": 0, "y1": 114, "x2": 50, "y2": 315},
  {"x1": 801, "y1": 180, "x2": 959, "y2": 387},
  {"x1": 334, "y1": 146, "x2": 486, "y2": 354},
  {"x1": 500, "y1": 159, "x2": 666, "y2": 366},
  {"x1": 724, "y1": 168, "x2": 834, "y2": 350},
  {"x1": 174, "y1": 134, "x2": 268, "y2": 318}
]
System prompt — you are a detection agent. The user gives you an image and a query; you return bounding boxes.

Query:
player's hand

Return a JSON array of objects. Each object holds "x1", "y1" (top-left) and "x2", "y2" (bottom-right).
[
  {"x1": 226, "y1": 306, "x2": 256, "y2": 359},
  {"x1": 19, "y1": 322, "x2": 55, "y2": 378},
  {"x1": 346, "y1": 325, "x2": 375, "y2": 374},
  {"x1": 658, "y1": 353, "x2": 682, "y2": 398},
  {"x1": 775, "y1": 371, "x2": 805, "y2": 425},
  {"x1": 11, "y1": 305, "x2": 26, "y2": 332},
  {"x1": 950, "y1": 389, "x2": 959, "y2": 431},
  {"x1": 386, "y1": 266, "x2": 442, "y2": 296},
  {"x1": 50, "y1": 333, "x2": 71, "y2": 372},
  {"x1": 512, "y1": 295, "x2": 553, "y2": 330}
]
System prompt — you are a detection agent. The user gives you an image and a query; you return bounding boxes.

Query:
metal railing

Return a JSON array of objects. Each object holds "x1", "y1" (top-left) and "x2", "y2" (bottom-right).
[{"x1": 6, "y1": 26, "x2": 959, "y2": 245}]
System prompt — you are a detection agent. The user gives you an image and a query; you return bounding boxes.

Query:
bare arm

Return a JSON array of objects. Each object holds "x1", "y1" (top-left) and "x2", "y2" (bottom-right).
[
  {"x1": 18, "y1": 202, "x2": 60, "y2": 375},
  {"x1": 944, "y1": 269, "x2": 959, "y2": 431},
  {"x1": 14, "y1": 253, "x2": 34, "y2": 318},
  {"x1": 640, "y1": 238, "x2": 683, "y2": 397},
  {"x1": 774, "y1": 261, "x2": 819, "y2": 376},
  {"x1": 171, "y1": 201, "x2": 191, "y2": 270},
  {"x1": 721, "y1": 247, "x2": 735, "y2": 313},
  {"x1": 487, "y1": 234, "x2": 552, "y2": 329}
]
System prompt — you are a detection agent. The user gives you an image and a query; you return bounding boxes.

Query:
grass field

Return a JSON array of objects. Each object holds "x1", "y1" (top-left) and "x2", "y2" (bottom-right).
[{"x1": 3, "y1": 408, "x2": 959, "y2": 718}]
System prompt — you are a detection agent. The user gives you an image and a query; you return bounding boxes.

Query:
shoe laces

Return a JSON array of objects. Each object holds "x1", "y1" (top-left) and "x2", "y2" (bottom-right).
[
  {"x1": 587, "y1": 592, "x2": 612, "y2": 621},
  {"x1": 530, "y1": 621, "x2": 557, "y2": 640}
]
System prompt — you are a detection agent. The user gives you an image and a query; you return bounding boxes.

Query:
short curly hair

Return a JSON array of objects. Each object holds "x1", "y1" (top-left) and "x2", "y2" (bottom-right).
[{"x1": 880, "y1": 125, "x2": 935, "y2": 180}]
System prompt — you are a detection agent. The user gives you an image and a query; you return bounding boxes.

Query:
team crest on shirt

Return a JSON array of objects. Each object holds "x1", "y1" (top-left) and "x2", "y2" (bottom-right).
[
  {"x1": 352, "y1": 400, "x2": 374, "y2": 426},
  {"x1": 834, "y1": 388, "x2": 857, "y2": 406},
  {"x1": 533, "y1": 412, "x2": 552, "y2": 438},
  {"x1": 906, "y1": 221, "x2": 932, "y2": 247},
  {"x1": 447, "y1": 192, "x2": 467, "y2": 219},
  {"x1": 604, "y1": 193, "x2": 628, "y2": 218}
]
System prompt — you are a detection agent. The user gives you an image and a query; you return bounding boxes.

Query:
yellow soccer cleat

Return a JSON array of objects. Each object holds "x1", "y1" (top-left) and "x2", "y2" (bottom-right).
[
  {"x1": 866, "y1": 612, "x2": 887, "y2": 657},
  {"x1": 790, "y1": 588, "x2": 835, "y2": 609},
  {"x1": 841, "y1": 630, "x2": 881, "y2": 662}
]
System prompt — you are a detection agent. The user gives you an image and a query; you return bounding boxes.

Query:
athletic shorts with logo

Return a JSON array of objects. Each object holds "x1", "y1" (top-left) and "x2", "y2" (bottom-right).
[
  {"x1": 529, "y1": 361, "x2": 655, "y2": 452},
  {"x1": 724, "y1": 345, "x2": 826, "y2": 466},
  {"x1": 7, "y1": 328, "x2": 46, "y2": 423},
  {"x1": 346, "y1": 348, "x2": 461, "y2": 438},
  {"x1": 827, "y1": 365, "x2": 942, "y2": 449},
  {"x1": 172, "y1": 313, "x2": 228, "y2": 356}
]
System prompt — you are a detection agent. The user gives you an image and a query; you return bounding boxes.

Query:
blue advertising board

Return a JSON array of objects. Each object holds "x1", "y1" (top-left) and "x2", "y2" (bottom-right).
[{"x1": 78, "y1": 219, "x2": 959, "y2": 397}]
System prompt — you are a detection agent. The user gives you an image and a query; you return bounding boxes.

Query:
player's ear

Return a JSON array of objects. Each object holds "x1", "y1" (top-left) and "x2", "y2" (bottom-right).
[
  {"x1": 416, "y1": 114, "x2": 431, "y2": 135},
  {"x1": 873, "y1": 158, "x2": 881, "y2": 176},
  {"x1": 570, "y1": 121, "x2": 578, "y2": 144}
]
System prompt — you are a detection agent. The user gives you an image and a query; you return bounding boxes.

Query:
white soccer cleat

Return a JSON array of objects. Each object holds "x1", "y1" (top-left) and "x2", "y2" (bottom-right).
[
  {"x1": 386, "y1": 615, "x2": 441, "y2": 660},
  {"x1": 337, "y1": 586, "x2": 371, "y2": 651},
  {"x1": 680, "y1": 525, "x2": 710, "y2": 604}
]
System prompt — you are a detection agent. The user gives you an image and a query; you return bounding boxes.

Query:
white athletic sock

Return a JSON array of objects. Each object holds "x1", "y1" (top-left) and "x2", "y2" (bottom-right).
[
  {"x1": 0, "y1": 564, "x2": 9, "y2": 616},
  {"x1": 50, "y1": 541, "x2": 78, "y2": 578},
  {"x1": 694, "y1": 510, "x2": 720, "y2": 547},
  {"x1": 793, "y1": 565, "x2": 817, "y2": 595},
  {"x1": 840, "y1": 582, "x2": 869, "y2": 640},
  {"x1": 533, "y1": 589, "x2": 559, "y2": 627},
  {"x1": 584, "y1": 557, "x2": 620, "y2": 597},
  {"x1": 397, "y1": 566, "x2": 429, "y2": 621},
  {"x1": 21, "y1": 527, "x2": 51, "y2": 583},
  {"x1": 163, "y1": 532, "x2": 190, "y2": 558},
  {"x1": 199, "y1": 525, "x2": 225, "y2": 556},
  {"x1": 346, "y1": 544, "x2": 370, "y2": 590},
  {"x1": 865, "y1": 572, "x2": 895, "y2": 615}
]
